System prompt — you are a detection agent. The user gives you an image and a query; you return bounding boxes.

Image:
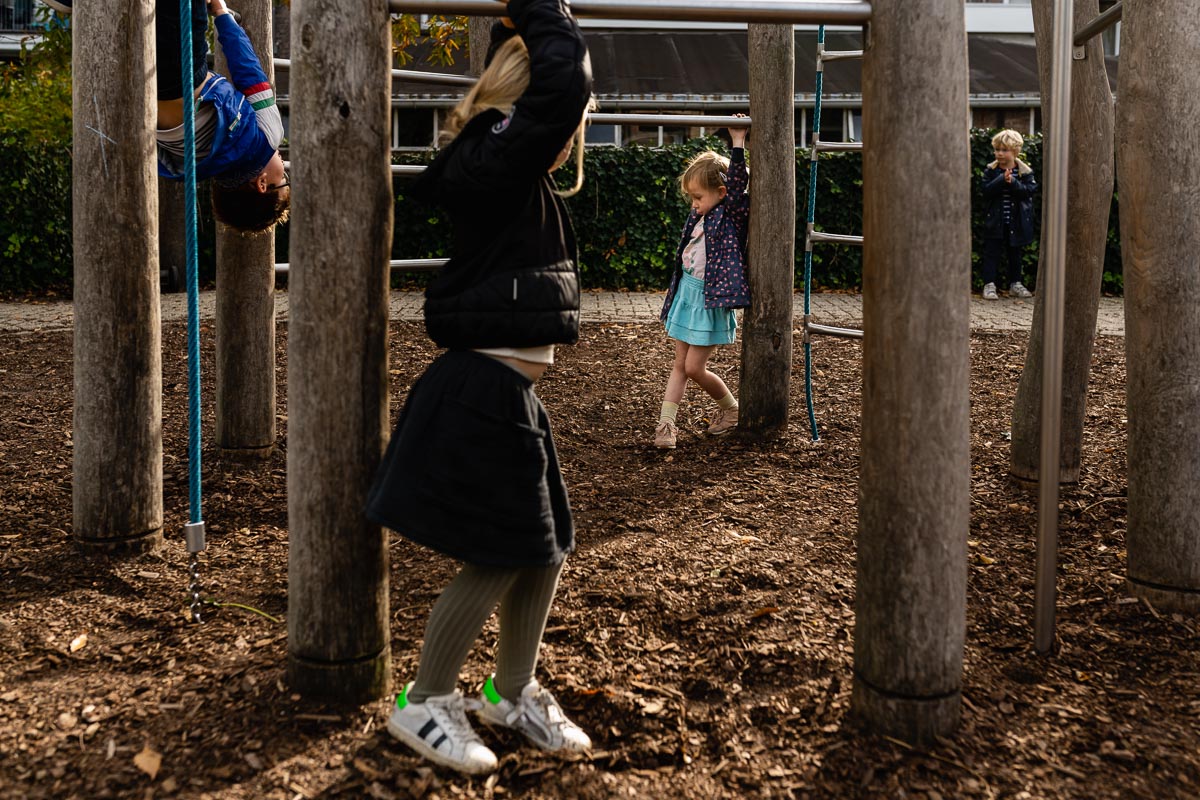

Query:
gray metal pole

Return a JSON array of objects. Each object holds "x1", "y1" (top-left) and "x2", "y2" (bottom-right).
[
  {"x1": 387, "y1": 0, "x2": 873, "y2": 24},
  {"x1": 1034, "y1": 0, "x2": 1074, "y2": 656},
  {"x1": 1072, "y1": 1, "x2": 1120, "y2": 46},
  {"x1": 275, "y1": 57, "x2": 477, "y2": 86}
]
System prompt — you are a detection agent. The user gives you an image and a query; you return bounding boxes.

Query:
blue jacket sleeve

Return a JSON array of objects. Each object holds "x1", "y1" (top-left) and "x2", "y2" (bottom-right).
[{"x1": 213, "y1": 13, "x2": 271, "y2": 95}]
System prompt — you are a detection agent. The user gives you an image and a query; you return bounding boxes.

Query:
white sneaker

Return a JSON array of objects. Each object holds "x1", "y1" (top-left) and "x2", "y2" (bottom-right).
[
  {"x1": 982, "y1": 282, "x2": 999, "y2": 300},
  {"x1": 1009, "y1": 281, "x2": 1033, "y2": 298},
  {"x1": 478, "y1": 676, "x2": 592, "y2": 753},
  {"x1": 387, "y1": 683, "x2": 498, "y2": 775}
]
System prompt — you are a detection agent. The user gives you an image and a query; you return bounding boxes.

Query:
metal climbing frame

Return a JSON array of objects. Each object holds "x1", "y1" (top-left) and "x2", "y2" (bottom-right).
[
  {"x1": 800, "y1": 25, "x2": 864, "y2": 442},
  {"x1": 387, "y1": 0, "x2": 872, "y2": 25}
]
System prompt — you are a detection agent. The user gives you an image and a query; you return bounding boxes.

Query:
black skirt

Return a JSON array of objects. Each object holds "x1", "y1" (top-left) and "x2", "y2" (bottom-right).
[{"x1": 365, "y1": 350, "x2": 574, "y2": 567}]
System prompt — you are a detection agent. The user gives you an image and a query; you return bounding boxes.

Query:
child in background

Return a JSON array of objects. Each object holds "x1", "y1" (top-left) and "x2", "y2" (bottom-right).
[
  {"x1": 979, "y1": 129, "x2": 1037, "y2": 300},
  {"x1": 365, "y1": 0, "x2": 593, "y2": 777},
  {"x1": 654, "y1": 120, "x2": 751, "y2": 449}
]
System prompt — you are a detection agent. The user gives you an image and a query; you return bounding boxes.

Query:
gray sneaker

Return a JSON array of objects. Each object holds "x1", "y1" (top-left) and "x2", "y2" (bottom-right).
[
  {"x1": 478, "y1": 677, "x2": 592, "y2": 753},
  {"x1": 387, "y1": 683, "x2": 498, "y2": 775},
  {"x1": 654, "y1": 419, "x2": 677, "y2": 449},
  {"x1": 1009, "y1": 281, "x2": 1033, "y2": 298},
  {"x1": 982, "y1": 282, "x2": 999, "y2": 300}
]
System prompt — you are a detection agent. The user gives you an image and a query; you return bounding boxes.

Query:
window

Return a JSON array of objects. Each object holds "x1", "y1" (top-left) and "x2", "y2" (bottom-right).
[
  {"x1": 585, "y1": 124, "x2": 619, "y2": 147},
  {"x1": 622, "y1": 125, "x2": 660, "y2": 148},
  {"x1": 392, "y1": 109, "x2": 434, "y2": 150}
]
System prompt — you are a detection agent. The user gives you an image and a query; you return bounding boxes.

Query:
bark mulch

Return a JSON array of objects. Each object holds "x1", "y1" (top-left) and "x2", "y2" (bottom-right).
[{"x1": 1, "y1": 321, "x2": 1196, "y2": 800}]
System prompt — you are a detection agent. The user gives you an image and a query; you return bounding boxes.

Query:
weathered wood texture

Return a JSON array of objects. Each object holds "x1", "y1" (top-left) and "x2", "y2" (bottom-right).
[
  {"x1": 1010, "y1": 0, "x2": 1113, "y2": 484},
  {"x1": 287, "y1": 0, "x2": 394, "y2": 701},
  {"x1": 468, "y1": 16, "x2": 496, "y2": 76},
  {"x1": 1118, "y1": 1, "x2": 1200, "y2": 612},
  {"x1": 72, "y1": 0, "x2": 163, "y2": 553},
  {"x1": 853, "y1": 0, "x2": 970, "y2": 743},
  {"x1": 215, "y1": 0, "x2": 277, "y2": 457},
  {"x1": 158, "y1": 178, "x2": 187, "y2": 291},
  {"x1": 740, "y1": 24, "x2": 794, "y2": 436}
]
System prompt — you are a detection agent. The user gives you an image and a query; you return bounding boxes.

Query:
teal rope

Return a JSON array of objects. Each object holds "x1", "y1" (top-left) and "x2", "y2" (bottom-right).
[
  {"x1": 802, "y1": 25, "x2": 826, "y2": 442},
  {"x1": 180, "y1": 2, "x2": 203, "y2": 522}
]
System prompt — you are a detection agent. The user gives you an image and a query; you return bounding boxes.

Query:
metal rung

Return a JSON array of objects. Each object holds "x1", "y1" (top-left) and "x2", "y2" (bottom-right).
[
  {"x1": 808, "y1": 231, "x2": 863, "y2": 246},
  {"x1": 814, "y1": 140, "x2": 864, "y2": 153},
  {"x1": 275, "y1": 259, "x2": 447, "y2": 275},
  {"x1": 274, "y1": 58, "x2": 476, "y2": 87},
  {"x1": 819, "y1": 49, "x2": 864, "y2": 62},
  {"x1": 283, "y1": 161, "x2": 426, "y2": 176},
  {"x1": 388, "y1": 0, "x2": 873, "y2": 25},
  {"x1": 807, "y1": 321, "x2": 863, "y2": 340},
  {"x1": 589, "y1": 113, "x2": 752, "y2": 127}
]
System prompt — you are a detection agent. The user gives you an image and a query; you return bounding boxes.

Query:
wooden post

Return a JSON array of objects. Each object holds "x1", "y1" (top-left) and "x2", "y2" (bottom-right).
[
  {"x1": 216, "y1": 0, "x2": 278, "y2": 455},
  {"x1": 1009, "y1": 0, "x2": 1114, "y2": 484},
  {"x1": 1119, "y1": 1, "x2": 1200, "y2": 613},
  {"x1": 72, "y1": 0, "x2": 163, "y2": 553},
  {"x1": 287, "y1": 0, "x2": 394, "y2": 702},
  {"x1": 159, "y1": 178, "x2": 187, "y2": 292},
  {"x1": 468, "y1": 16, "x2": 495, "y2": 76},
  {"x1": 215, "y1": 0, "x2": 277, "y2": 458},
  {"x1": 853, "y1": 0, "x2": 970, "y2": 743},
  {"x1": 740, "y1": 24, "x2": 794, "y2": 436}
]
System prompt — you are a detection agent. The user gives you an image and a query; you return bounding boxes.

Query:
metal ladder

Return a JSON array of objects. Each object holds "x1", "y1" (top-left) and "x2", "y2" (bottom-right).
[{"x1": 801, "y1": 24, "x2": 865, "y2": 441}]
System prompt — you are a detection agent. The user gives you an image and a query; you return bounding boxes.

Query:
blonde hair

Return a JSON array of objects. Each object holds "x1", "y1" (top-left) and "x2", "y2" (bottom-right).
[
  {"x1": 680, "y1": 150, "x2": 731, "y2": 196},
  {"x1": 440, "y1": 35, "x2": 588, "y2": 198},
  {"x1": 991, "y1": 129, "x2": 1024, "y2": 154}
]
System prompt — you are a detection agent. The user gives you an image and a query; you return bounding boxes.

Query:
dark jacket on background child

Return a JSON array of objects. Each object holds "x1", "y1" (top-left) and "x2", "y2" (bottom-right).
[
  {"x1": 981, "y1": 159, "x2": 1037, "y2": 246},
  {"x1": 660, "y1": 149, "x2": 751, "y2": 321}
]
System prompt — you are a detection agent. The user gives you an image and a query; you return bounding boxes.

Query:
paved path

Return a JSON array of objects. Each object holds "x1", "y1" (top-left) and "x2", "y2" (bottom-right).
[{"x1": 0, "y1": 290, "x2": 1126, "y2": 336}]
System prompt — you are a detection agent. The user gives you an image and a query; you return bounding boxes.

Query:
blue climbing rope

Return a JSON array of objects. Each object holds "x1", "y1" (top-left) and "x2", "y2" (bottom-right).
[
  {"x1": 180, "y1": 0, "x2": 206, "y2": 623},
  {"x1": 801, "y1": 25, "x2": 827, "y2": 442}
]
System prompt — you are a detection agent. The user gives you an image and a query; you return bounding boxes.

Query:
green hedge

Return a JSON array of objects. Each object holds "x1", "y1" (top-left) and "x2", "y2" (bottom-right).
[{"x1": 4, "y1": 130, "x2": 1126, "y2": 295}]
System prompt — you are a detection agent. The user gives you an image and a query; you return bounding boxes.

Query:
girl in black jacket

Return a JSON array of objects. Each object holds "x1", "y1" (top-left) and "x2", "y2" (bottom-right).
[
  {"x1": 365, "y1": 0, "x2": 593, "y2": 776},
  {"x1": 979, "y1": 129, "x2": 1038, "y2": 300}
]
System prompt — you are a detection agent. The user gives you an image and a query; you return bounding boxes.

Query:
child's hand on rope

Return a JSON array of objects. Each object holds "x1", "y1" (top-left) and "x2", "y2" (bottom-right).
[{"x1": 729, "y1": 112, "x2": 749, "y2": 148}]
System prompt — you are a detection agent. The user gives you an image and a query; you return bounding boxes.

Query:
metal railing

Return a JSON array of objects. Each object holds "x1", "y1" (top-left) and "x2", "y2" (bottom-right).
[
  {"x1": 273, "y1": 58, "x2": 476, "y2": 87},
  {"x1": 388, "y1": 0, "x2": 872, "y2": 24},
  {"x1": 1073, "y1": 1, "x2": 1121, "y2": 46}
]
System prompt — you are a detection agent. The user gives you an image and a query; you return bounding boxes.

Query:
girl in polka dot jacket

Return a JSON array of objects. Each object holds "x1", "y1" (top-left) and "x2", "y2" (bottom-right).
[{"x1": 654, "y1": 121, "x2": 751, "y2": 449}]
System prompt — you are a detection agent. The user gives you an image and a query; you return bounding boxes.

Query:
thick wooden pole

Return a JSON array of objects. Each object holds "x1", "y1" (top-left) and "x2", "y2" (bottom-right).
[
  {"x1": 468, "y1": 16, "x2": 495, "y2": 76},
  {"x1": 158, "y1": 178, "x2": 187, "y2": 292},
  {"x1": 287, "y1": 0, "x2": 394, "y2": 702},
  {"x1": 1119, "y1": 1, "x2": 1200, "y2": 613},
  {"x1": 215, "y1": 0, "x2": 277, "y2": 458},
  {"x1": 1010, "y1": 0, "x2": 1114, "y2": 484},
  {"x1": 72, "y1": 0, "x2": 163, "y2": 553},
  {"x1": 853, "y1": 0, "x2": 970, "y2": 743},
  {"x1": 740, "y1": 24, "x2": 794, "y2": 436}
]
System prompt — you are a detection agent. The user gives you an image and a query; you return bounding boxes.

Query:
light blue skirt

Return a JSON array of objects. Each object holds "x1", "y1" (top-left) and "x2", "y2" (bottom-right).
[{"x1": 665, "y1": 272, "x2": 737, "y2": 346}]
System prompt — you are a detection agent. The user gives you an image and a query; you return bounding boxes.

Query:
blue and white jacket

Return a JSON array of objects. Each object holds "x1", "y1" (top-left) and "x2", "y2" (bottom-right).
[
  {"x1": 660, "y1": 148, "x2": 752, "y2": 319},
  {"x1": 157, "y1": 14, "x2": 278, "y2": 187}
]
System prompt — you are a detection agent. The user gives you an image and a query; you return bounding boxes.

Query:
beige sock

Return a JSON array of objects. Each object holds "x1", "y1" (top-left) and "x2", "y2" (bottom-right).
[
  {"x1": 717, "y1": 392, "x2": 738, "y2": 410},
  {"x1": 659, "y1": 401, "x2": 679, "y2": 424}
]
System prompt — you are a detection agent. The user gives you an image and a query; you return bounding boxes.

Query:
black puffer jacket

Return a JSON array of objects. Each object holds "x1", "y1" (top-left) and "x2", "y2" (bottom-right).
[{"x1": 415, "y1": 0, "x2": 592, "y2": 349}]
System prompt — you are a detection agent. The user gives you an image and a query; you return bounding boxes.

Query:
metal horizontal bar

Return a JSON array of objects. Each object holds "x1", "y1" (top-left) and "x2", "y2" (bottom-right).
[
  {"x1": 818, "y1": 48, "x2": 864, "y2": 62},
  {"x1": 275, "y1": 259, "x2": 448, "y2": 275},
  {"x1": 806, "y1": 321, "x2": 863, "y2": 340},
  {"x1": 1073, "y1": 1, "x2": 1121, "y2": 46},
  {"x1": 808, "y1": 231, "x2": 863, "y2": 246},
  {"x1": 282, "y1": 161, "x2": 427, "y2": 176},
  {"x1": 387, "y1": 0, "x2": 872, "y2": 25},
  {"x1": 274, "y1": 57, "x2": 476, "y2": 87},
  {"x1": 588, "y1": 113, "x2": 751, "y2": 127},
  {"x1": 814, "y1": 140, "x2": 863, "y2": 152}
]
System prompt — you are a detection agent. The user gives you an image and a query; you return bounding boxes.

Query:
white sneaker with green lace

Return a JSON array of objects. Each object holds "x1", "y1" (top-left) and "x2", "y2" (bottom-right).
[
  {"x1": 387, "y1": 683, "x2": 498, "y2": 775},
  {"x1": 477, "y1": 676, "x2": 592, "y2": 753}
]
